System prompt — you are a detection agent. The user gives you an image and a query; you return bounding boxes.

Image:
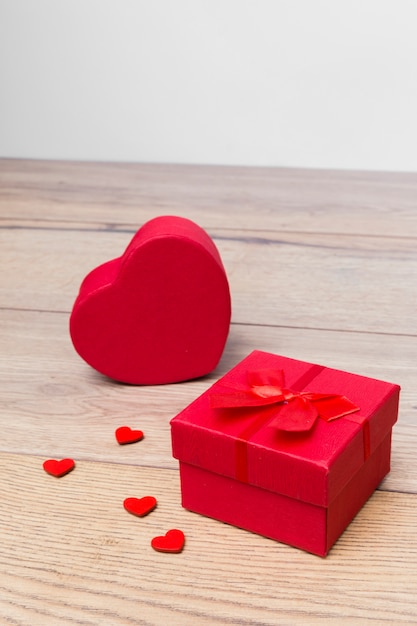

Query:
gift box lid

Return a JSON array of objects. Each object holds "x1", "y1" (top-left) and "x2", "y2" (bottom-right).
[{"x1": 171, "y1": 351, "x2": 400, "y2": 507}]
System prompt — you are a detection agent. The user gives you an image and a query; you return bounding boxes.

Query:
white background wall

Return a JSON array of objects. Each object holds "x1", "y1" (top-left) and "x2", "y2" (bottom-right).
[{"x1": 1, "y1": 0, "x2": 417, "y2": 171}]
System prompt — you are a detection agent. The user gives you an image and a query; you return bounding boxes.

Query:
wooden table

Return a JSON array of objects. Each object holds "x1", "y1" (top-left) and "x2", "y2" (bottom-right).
[{"x1": 1, "y1": 159, "x2": 416, "y2": 625}]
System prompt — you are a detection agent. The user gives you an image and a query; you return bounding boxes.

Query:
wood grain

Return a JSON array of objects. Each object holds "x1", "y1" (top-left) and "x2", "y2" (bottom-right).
[
  {"x1": 1, "y1": 453, "x2": 416, "y2": 626},
  {"x1": 2, "y1": 224, "x2": 416, "y2": 336},
  {"x1": 2, "y1": 159, "x2": 417, "y2": 236},
  {"x1": 0, "y1": 309, "x2": 415, "y2": 495},
  {"x1": 1, "y1": 159, "x2": 417, "y2": 624}
]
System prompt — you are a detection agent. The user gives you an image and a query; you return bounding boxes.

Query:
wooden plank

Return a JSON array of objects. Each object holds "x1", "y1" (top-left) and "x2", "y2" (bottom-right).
[
  {"x1": 0, "y1": 309, "x2": 414, "y2": 494},
  {"x1": 0, "y1": 453, "x2": 416, "y2": 625},
  {"x1": 1, "y1": 225, "x2": 416, "y2": 335},
  {"x1": 2, "y1": 159, "x2": 417, "y2": 236},
  {"x1": 1, "y1": 159, "x2": 417, "y2": 625}
]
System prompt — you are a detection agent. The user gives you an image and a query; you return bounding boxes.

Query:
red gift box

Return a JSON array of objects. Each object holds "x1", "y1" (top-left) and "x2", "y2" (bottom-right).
[{"x1": 170, "y1": 350, "x2": 400, "y2": 556}]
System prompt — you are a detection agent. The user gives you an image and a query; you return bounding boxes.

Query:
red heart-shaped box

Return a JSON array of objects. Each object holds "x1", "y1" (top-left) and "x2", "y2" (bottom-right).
[{"x1": 69, "y1": 216, "x2": 231, "y2": 384}]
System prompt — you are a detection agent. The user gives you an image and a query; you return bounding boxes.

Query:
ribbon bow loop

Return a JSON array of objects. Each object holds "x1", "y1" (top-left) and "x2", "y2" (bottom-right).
[{"x1": 210, "y1": 368, "x2": 359, "y2": 433}]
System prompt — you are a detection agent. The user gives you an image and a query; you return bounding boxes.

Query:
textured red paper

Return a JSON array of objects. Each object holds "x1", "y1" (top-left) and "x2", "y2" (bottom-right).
[
  {"x1": 171, "y1": 350, "x2": 400, "y2": 556},
  {"x1": 123, "y1": 496, "x2": 157, "y2": 517},
  {"x1": 115, "y1": 426, "x2": 144, "y2": 445},
  {"x1": 151, "y1": 529, "x2": 185, "y2": 553},
  {"x1": 43, "y1": 458, "x2": 75, "y2": 477},
  {"x1": 69, "y1": 216, "x2": 231, "y2": 384}
]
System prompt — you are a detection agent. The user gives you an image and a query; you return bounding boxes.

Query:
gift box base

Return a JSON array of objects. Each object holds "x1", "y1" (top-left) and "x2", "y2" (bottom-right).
[{"x1": 178, "y1": 432, "x2": 392, "y2": 557}]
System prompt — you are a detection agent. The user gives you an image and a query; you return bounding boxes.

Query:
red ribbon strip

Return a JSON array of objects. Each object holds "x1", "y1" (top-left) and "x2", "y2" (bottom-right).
[
  {"x1": 210, "y1": 368, "x2": 360, "y2": 433},
  {"x1": 210, "y1": 368, "x2": 362, "y2": 484}
]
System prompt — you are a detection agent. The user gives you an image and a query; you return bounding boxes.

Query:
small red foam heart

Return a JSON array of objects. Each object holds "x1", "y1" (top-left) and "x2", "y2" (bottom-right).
[
  {"x1": 151, "y1": 529, "x2": 185, "y2": 553},
  {"x1": 69, "y1": 216, "x2": 231, "y2": 384},
  {"x1": 115, "y1": 426, "x2": 144, "y2": 445},
  {"x1": 43, "y1": 458, "x2": 75, "y2": 477},
  {"x1": 123, "y1": 496, "x2": 157, "y2": 517}
]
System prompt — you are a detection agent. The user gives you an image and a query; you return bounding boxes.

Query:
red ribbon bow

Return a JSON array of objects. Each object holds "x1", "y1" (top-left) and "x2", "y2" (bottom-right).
[{"x1": 210, "y1": 368, "x2": 360, "y2": 432}]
